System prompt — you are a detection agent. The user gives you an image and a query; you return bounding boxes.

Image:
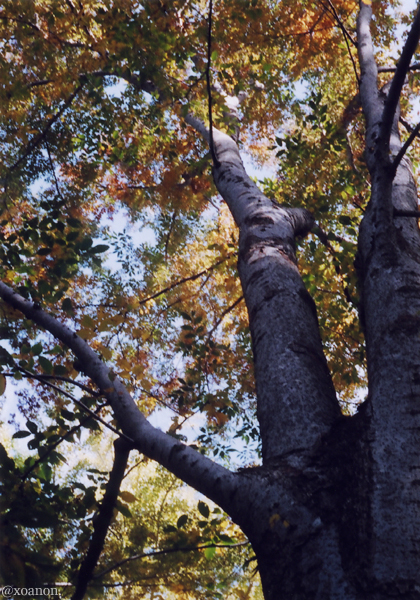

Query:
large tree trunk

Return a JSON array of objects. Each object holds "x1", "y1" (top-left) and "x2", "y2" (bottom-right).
[{"x1": 187, "y1": 4, "x2": 420, "y2": 597}]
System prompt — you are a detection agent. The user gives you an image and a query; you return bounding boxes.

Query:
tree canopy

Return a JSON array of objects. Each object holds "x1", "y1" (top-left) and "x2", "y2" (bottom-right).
[{"x1": 1, "y1": 0, "x2": 420, "y2": 597}]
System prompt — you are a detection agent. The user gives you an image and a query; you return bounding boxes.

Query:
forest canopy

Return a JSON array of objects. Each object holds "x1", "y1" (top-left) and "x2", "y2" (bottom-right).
[{"x1": 1, "y1": 0, "x2": 419, "y2": 597}]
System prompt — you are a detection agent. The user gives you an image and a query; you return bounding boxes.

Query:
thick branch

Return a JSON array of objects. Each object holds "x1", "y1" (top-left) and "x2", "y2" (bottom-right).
[
  {"x1": 185, "y1": 116, "x2": 340, "y2": 462},
  {"x1": 381, "y1": 6, "x2": 420, "y2": 147},
  {"x1": 0, "y1": 281, "x2": 242, "y2": 516},
  {"x1": 72, "y1": 438, "x2": 132, "y2": 600},
  {"x1": 357, "y1": 1, "x2": 380, "y2": 127}
]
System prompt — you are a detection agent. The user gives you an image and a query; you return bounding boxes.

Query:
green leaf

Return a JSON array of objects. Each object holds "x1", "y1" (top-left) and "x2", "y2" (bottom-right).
[
  {"x1": 198, "y1": 501, "x2": 210, "y2": 519},
  {"x1": 89, "y1": 244, "x2": 109, "y2": 254},
  {"x1": 39, "y1": 356, "x2": 53, "y2": 374},
  {"x1": 62, "y1": 298, "x2": 74, "y2": 313},
  {"x1": 31, "y1": 343, "x2": 43, "y2": 355},
  {"x1": 12, "y1": 430, "x2": 31, "y2": 439},
  {"x1": 204, "y1": 546, "x2": 216, "y2": 560},
  {"x1": 26, "y1": 420, "x2": 38, "y2": 433},
  {"x1": 177, "y1": 514, "x2": 188, "y2": 528}
]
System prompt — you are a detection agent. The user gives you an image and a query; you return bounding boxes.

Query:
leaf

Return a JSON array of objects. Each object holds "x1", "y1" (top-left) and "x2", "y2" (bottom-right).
[
  {"x1": 12, "y1": 430, "x2": 31, "y2": 439},
  {"x1": 116, "y1": 501, "x2": 132, "y2": 518},
  {"x1": 119, "y1": 490, "x2": 137, "y2": 503},
  {"x1": 204, "y1": 546, "x2": 216, "y2": 560},
  {"x1": 26, "y1": 420, "x2": 38, "y2": 434},
  {"x1": 177, "y1": 514, "x2": 188, "y2": 528},
  {"x1": 198, "y1": 501, "x2": 210, "y2": 519},
  {"x1": 89, "y1": 244, "x2": 109, "y2": 254},
  {"x1": 61, "y1": 298, "x2": 74, "y2": 313}
]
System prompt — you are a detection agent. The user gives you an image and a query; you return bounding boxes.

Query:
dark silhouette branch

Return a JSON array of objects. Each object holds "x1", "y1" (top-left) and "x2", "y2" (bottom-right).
[
  {"x1": 206, "y1": 0, "x2": 221, "y2": 168},
  {"x1": 380, "y1": 6, "x2": 420, "y2": 148},
  {"x1": 391, "y1": 121, "x2": 420, "y2": 174},
  {"x1": 11, "y1": 365, "x2": 134, "y2": 444},
  {"x1": 206, "y1": 295, "x2": 244, "y2": 342},
  {"x1": 72, "y1": 438, "x2": 132, "y2": 600},
  {"x1": 378, "y1": 62, "x2": 420, "y2": 73},
  {"x1": 138, "y1": 254, "x2": 233, "y2": 306},
  {"x1": 5, "y1": 369, "x2": 100, "y2": 396},
  {"x1": 321, "y1": 0, "x2": 359, "y2": 84},
  {"x1": 93, "y1": 540, "x2": 250, "y2": 581},
  {"x1": 5, "y1": 84, "x2": 83, "y2": 184}
]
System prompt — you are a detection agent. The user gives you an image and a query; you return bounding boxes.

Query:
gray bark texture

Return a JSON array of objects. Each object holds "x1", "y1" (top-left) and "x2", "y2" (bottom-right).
[{"x1": 2, "y1": 2, "x2": 420, "y2": 598}]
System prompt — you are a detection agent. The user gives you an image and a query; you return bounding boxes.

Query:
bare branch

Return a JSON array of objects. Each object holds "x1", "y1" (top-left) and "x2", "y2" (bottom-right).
[
  {"x1": 138, "y1": 254, "x2": 233, "y2": 306},
  {"x1": 72, "y1": 438, "x2": 132, "y2": 600},
  {"x1": 94, "y1": 541, "x2": 250, "y2": 581},
  {"x1": 12, "y1": 365, "x2": 133, "y2": 444},
  {"x1": 357, "y1": 1, "x2": 380, "y2": 126},
  {"x1": 321, "y1": 0, "x2": 359, "y2": 84},
  {"x1": 391, "y1": 121, "x2": 420, "y2": 174},
  {"x1": 206, "y1": 0, "x2": 220, "y2": 168},
  {"x1": 378, "y1": 61, "x2": 420, "y2": 73},
  {"x1": 6, "y1": 370, "x2": 100, "y2": 396},
  {"x1": 380, "y1": 6, "x2": 420, "y2": 147},
  {"x1": 206, "y1": 295, "x2": 244, "y2": 342}
]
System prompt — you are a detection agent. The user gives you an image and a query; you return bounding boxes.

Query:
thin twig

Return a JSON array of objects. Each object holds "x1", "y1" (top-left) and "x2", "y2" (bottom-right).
[
  {"x1": 324, "y1": 0, "x2": 357, "y2": 47},
  {"x1": 4, "y1": 370, "x2": 101, "y2": 396},
  {"x1": 45, "y1": 141, "x2": 66, "y2": 204},
  {"x1": 5, "y1": 84, "x2": 83, "y2": 185},
  {"x1": 380, "y1": 6, "x2": 420, "y2": 149},
  {"x1": 138, "y1": 254, "x2": 233, "y2": 306},
  {"x1": 93, "y1": 541, "x2": 250, "y2": 580},
  {"x1": 378, "y1": 62, "x2": 420, "y2": 73},
  {"x1": 391, "y1": 121, "x2": 420, "y2": 174},
  {"x1": 15, "y1": 366, "x2": 134, "y2": 444},
  {"x1": 206, "y1": 0, "x2": 220, "y2": 168},
  {"x1": 322, "y1": 0, "x2": 359, "y2": 84},
  {"x1": 206, "y1": 296, "x2": 244, "y2": 342}
]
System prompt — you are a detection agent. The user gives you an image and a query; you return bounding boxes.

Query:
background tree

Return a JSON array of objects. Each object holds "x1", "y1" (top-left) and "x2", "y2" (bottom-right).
[{"x1": 1, "y1": 0, "x2": 420, "y2": 597}]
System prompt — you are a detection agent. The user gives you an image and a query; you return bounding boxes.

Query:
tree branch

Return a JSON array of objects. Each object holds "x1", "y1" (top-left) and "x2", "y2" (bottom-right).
[
  {"x1": 380, "y1": 5, "x2": 420, "y2": 148},
  {"x1": 5, "y1": 84, "x2": 83, "y2": 182},
  {"x1": 391, "y1": 120, "x2": 420, "y2": 174},
  {"x1": 93, "y1": 541, "x2": 250, "y2": 581},
  {"x1": 378, "y1": 61, "x2": 420, "y2": 73},
  {"x1": 0, "y1": 280, "x2": 243, "y2": 516},
  {"x1": 72, "y1": 438, "x2": 132, "y2": 600},
  {"x1": 206, "y1": 0, "x2": 220, "y2": 168},
  {"x1": 357, "y1": 1, "x2": 380, "y2": 127},
  {"x1": 138, "y1": 254, "x2": 233, "y2": 306},
  {"x1": 321, "y1": 0, "x2": 359, "y2": 84},
  {"x1": 12, "y1": 366, "x2": 132, "y2": 444}
]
